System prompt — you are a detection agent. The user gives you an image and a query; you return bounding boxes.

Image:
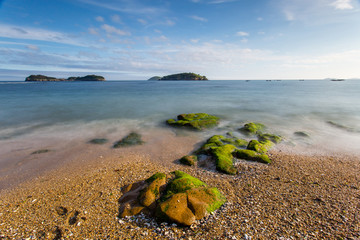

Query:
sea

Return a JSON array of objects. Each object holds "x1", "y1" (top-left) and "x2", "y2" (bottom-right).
[{"x1": 1, "y1": 80, "x2": 360, "y2": 188}]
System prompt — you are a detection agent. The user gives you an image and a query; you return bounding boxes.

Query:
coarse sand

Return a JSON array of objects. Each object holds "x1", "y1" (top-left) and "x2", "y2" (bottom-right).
[{"x1": 0, "y1": 131, "x2": 359, "y2": 239}]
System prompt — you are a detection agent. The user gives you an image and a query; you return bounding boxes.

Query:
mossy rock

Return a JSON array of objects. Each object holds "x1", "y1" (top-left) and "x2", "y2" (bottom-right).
[
  {"x1": 210, "y1": 144, "x2": 237, "y2": 175},
  {"x1": 88, "y1": 138, "x2": 108, "y2": 144},
  {"x1": 113, "y1": 132, "x2": 144, "y2": 148},
  {"x1": 166, "y1": 113, "x2": 219, "y2": 130},
  {"x1": 180, "y1": 155, "x2": 198, "y2": 166},
  {"x1": 258, "y1": 133, "x2": 282, "y2": 144},
  {"x1": 119, "y1": 171, "x2": 226, "y2": 226},
  {"x1": 247, "y1": 140, "x2": 274, "y2": 154},
  {"x1": 165, "y1": 171, "x2": 207, "y2": 197},
  {"x1": 234, "y1": 149, "x2": 271, "y2": 164},
  {"x1": 239, "y1": 122, "x2": 265, "y2": 135},
  {"x1": 198, "y1": 135, "x2": 248, "y2": 154}
]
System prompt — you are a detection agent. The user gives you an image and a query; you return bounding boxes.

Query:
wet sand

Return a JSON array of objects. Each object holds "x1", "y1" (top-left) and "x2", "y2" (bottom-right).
[{"x1": 0, "y1": 130, "x2": 359, "y2": 239}]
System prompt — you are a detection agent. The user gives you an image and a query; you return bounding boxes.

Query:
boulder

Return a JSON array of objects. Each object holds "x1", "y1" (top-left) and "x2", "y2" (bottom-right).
[
  {"x1": 118, "y1": 171, "x2": 226, "y2": 226},
  {"x1": 247, "y1": 140, "x2": 274, "y2": 154}
]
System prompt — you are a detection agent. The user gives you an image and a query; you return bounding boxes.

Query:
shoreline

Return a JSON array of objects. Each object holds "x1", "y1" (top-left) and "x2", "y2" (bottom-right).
[{"x1": 0, "y1": 132, "x2": 359, "y2": 239}]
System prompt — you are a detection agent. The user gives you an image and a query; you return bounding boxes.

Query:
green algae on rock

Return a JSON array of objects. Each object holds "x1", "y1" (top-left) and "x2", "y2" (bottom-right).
[
  {"x1": 234, "y1": 149, "x2": 271, "y2": 164},
  {"x1": 258, "y1": 133, "x2": 282, "y2": 144},
  {"x1": 239, "y1": 122, "x2": 265, "y2": 135},
  {"x1": 198, "y1": 135, "x2": 248, "y2": 154},
  {"x1": 179, "y1": 155, "x2": 198, "y2": 166},
  {"x1": 247, "y1": 140, "x2": 274, "y2": 154},
  {"x1": 113, "y1": 132, "x2": 144, "y2": 148},
  {"x1": 118, "y1": 171, "x2": 226, "y2": 226},
  {"x1": 166, "y1": 113, "x2": 219, "y2": 130},
  {"x1": 210, "y1": 144, "x2": 237, "y2": 175}
]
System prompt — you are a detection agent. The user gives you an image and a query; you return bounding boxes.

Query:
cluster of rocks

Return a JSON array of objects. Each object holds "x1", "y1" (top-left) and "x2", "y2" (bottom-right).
[
  {"x1": 118, "y1": 171, "x2": 226, "y2": 226},
  {"x1": 171, "y1": 115, "x2": 282, "y2": 175}
]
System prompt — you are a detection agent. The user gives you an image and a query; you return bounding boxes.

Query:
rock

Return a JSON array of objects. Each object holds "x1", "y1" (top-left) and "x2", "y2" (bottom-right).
[
  {"x1": 234, "y1": 149, "x2": 271, "y2": 164},
  {"x1": 257, "y1": 133, "x2": 282, "y2": 144},
  {"x1": 166, "y1": 113, "x2": 219, "y2": 130},
  {"x1": 118, "y1": 171, "x2": 226, "y2": 226},
  {"x1": 31, "y1": 149, "x2": 51, "y2": 155},
  {"x1": 239, "y1": 122, "x2": 265, "y2": 135},
  {"x1": 180, "y1": 155, "x2": 198, "y2": 166},
  {"x1": 198, "y1": 135, "x2": 248, "y2": 154},
  {"x1": 246, "y1": 140, "x2": 274, "y2": 154},
  {"x1": 294, "y1": 131, "x2": 310, "y2": 138},
  {"x1": 68, "y1": 211, "x2": 80, "y2": 225},
  {"x1": 55, "y1": 206, "x2": 68, "y2": 216},
  {"x1": 113, "y1": 132, "x2": 144, "y2": 148},
  {"x1": 210, "y1": 144, "x2": 237, "y2": 175},
  {"x1": 88, "y1": 138, "x2": 108, "y2": 144}
]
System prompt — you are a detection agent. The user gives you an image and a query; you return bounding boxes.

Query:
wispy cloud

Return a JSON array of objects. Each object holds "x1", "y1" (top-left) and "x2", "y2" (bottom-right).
[
  {"x1": 111, "y1": 14, "x2": 123, "y2": 23},
  {"x1": 190, "y1": 15, "x2": 208, "y2": 22},
  {"x1": 95, "y1": 16, "x2": 104, "y2": 22},
  {"x1": 101, "y1": 24, "x2": 131, "y2": 36},
  {"x1": 236, "y1": 31, "x2": 249, "y2": 37},
  {"x1": 78, "y1": 0, "x2": 166, "y2": 15},
  {"x1": 0, "y1": 24, "x2": 85, "y2": 46},
  {"x1": 331, "y1": 0, "x2": 354, "y2": 10}
]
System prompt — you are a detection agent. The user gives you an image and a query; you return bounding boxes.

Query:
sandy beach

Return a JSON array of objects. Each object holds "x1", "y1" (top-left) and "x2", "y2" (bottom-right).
[{"x1": 0, "y1": 128, "x2": 359, "y2": 239}]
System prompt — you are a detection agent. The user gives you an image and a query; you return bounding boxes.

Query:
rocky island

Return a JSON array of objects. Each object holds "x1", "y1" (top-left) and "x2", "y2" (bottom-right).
[
  {"x1": 148, "y1": 72, "x2": 208, "y2": 81},
  {"x1": 25, "y1": 75, "x2": 105, "y2": 82}
]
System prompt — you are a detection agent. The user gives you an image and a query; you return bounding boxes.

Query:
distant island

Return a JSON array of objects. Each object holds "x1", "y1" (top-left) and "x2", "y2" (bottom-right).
[
  {"x1": 25, "y1": 75, "x2": 105, "y2": 82},
  {"x1": 148, "y1": 72, "x2": 208, "y2": 81}
]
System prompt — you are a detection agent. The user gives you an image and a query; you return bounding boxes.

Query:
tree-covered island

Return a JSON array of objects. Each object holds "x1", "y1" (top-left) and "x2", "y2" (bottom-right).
[
  {"x1": 148, "y1": 72, "x2": 208, "y2": 81},
  {"x1": 25, "y1": 75, "x2": 105, "y2": 82}
]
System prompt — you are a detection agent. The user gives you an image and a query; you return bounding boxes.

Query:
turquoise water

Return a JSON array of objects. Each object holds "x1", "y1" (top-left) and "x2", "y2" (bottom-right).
[{"x1": 1, "y1": 80, "x2": 360, "y2": 153}]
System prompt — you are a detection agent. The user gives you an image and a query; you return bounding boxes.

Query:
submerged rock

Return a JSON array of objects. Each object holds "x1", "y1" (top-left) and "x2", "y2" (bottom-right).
[
  {"x1": 113, "y1": 132, "x2": 144, "y2": 148},
  {"x1": 31, "y1": 149, "x2": 51, "y2": 155},
  {"x1": 294, "y1": 131, "x2": 311, "y2": 138},
  {"x1": 258, "y1": 133, "x2": 282, "y2": 144},
  {"x1": 166, "y1": 113, "x2": 219, "y2": 130},
  {"x1": 118, "y1": 171, "x2": 226, "y2": 226},
  {"x1": 88, "y1": 138, "x2": 109, "y2": 144},
  {"x1": 239, "y1": 122, "x2": 265, "y2": 135}
]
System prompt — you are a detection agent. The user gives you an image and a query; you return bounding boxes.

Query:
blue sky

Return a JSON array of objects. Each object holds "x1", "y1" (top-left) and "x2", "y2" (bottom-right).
[{"x1": 0, "y1": 0, "x2": 360, "y2": 80}]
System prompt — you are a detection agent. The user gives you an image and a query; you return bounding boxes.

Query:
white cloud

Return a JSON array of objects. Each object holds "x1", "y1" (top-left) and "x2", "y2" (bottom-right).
[
  {"x1": 88, "y1": 27, "x2": 99, "y2": 35},
  {"x1": 137, "y1": 18, "x2": 148, "y2": 25},
  {"x1": 190, "y1": 15, "x2": 208, "y2": 22},
  {"x1": 101, "y1": 24, "x2": 131, "y2": 36},
  {"x1": 111, "y1": 14, "x2": 122, "y2": 23},
  {"x1": 236, "y1": 31, "x2": 249, "y2": 37},
  {"x1": 26, "y1": 45, "x2": 39, "y2": 51},
  {"x1": 331, "y1": 0, "x2": 354, "y2": 10},
  {"x1": 95, "y1": 16, "x2": 105, "y2": 22},
  {"x1": 0, "y1": 24, "x2": 85, "y2": 46}
]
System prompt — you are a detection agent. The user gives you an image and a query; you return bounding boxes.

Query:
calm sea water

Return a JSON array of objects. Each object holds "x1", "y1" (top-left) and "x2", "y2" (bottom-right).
[{"x1": 1, "y1": 80, "x2": 360, "y2": 153}]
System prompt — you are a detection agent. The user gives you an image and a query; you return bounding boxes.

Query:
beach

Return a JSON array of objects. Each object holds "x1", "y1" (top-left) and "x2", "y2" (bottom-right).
[{"x1": 0, "y1": 128, "x2": 359, "y2": 239}]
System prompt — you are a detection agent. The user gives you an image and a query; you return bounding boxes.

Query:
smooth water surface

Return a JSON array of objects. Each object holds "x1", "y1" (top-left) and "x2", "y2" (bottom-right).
[{"x1": 1, "y1": 80, "x2": 360, "y2": 153}]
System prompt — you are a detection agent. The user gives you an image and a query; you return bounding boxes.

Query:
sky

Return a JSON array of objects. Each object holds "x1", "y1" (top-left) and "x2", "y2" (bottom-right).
[{"x1": 0, "y1": 0, "x2": 360, "y2": 80}]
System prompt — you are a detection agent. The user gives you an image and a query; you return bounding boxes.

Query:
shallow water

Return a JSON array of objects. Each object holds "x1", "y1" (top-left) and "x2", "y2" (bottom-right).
[{"x1": 1, "y1": 80, "x2": 360, "y2": 161}]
